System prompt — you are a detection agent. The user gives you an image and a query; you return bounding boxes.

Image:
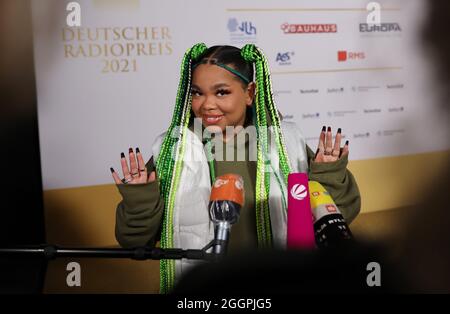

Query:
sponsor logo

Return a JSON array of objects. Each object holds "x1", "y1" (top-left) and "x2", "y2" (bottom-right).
[
  {"x1": 338, "y1": 50, "x2": 365, "y2": 62},
  {"x1": 360, "y1": 23, "x2": 402, "y2": 33},
  {"x1": 283, "y1": 114, "x2": 294, "y2": 120},
  {"x1": 326, "y1": 204, "x2": 337, "y2": 213},
  {"x1": 281, "y1": 23, "x2": 337, "y2": 34},
  {"x1": 353, "y1": 132, "x2": 371, "y2": 138},
  {"x1": 377, "y1": 129, "x2": 406, "y2": 136},
  {"x1": 352, "y1": 86, "x2": 380, "y2": 92},
  {"x1": 214, "y1": 179, "x2": 229, "y2": 188},
  {"x1": 327, "y1": 110, "x2": 358, "y2": 117},
  {"x1": 300, "y1": 88, "x2": 319, "y2": 94},
  {"x1": 388, "y1": 106, "x2": 404, "y2": 112},
  {"x1": 228, "y1": 18, "x2": 257, "y2": 44},
  {"x1": 387, "y1": 83, "x2": 404, "y2": 89},
  {"x1": 363, "y1": 108, "x2": 382, "y2": 113},
  {"x1": 291, "y1": 184, "x2": 308, "y2": 201},
  {"x1": 235, "y1": 179, "x2": 244, "y2": 190},
  {"x1": 312, "y1": 192, "x2": 320, "y2": 197},
  {"x1": 276, "y1": 51, "x2": 294, "y2": 65},
  {"x1": 273, "y1": 90, "x2": 292, "y2": 97},
  {"x1": 327, "y1": 87, "x2": 344, "y2": 93},
  {"x1": 302, "y1": 113, "x2": 320, "y2": 119}
]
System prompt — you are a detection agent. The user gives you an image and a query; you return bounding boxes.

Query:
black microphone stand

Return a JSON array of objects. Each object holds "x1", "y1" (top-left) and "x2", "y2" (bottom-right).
[{"x1": 0, "y1": 239, "x2": 222, "y2": 261}]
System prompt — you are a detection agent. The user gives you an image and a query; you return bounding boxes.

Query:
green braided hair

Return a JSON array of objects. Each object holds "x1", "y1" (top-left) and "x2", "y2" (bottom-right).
[
  {"x1": 240, "y1": 44, "x2": 292, "y2": 248},
  {"x1": 156, "y1": 43, "x2": 292, "y2": 293}
]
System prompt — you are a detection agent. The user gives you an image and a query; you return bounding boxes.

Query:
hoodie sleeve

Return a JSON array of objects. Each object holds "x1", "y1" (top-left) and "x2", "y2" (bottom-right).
[
  {"x1": 114, "y1": 157, "x2": 164, "y2": 248},
  {"x1": 306, "y1": 145, "x2": 361, "y2": 224}
]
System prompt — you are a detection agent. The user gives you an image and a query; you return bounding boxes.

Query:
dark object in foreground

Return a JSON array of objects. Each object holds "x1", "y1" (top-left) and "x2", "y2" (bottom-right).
[{"x1": 174, "y1": 241, "x2": 404, "y2": 294}]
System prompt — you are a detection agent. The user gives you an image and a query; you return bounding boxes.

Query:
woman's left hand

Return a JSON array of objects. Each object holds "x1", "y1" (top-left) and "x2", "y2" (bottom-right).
[{"x1": 314, "y1": 126, "x2": 349, "y2": 163}]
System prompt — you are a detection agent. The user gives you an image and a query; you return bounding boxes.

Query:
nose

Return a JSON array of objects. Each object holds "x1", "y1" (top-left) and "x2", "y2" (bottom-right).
[{"x1": 201, "y1": 94, "x2": 218, "y2": 111}]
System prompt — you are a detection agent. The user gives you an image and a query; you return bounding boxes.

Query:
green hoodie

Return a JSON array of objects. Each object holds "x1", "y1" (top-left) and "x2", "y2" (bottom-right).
[{"x1": 115, "y1": 127, "x2": 361, "y2": 252}]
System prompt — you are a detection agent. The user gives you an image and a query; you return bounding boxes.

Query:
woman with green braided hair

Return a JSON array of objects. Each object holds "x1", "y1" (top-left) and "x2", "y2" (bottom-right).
[{"x1": 111, "y1": 43, "x2": 361, "y2": 293}]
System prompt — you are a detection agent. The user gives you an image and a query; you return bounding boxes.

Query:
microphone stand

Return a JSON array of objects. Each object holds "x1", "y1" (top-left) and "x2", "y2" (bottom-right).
[{"x1": 0, "y1": 239, "x2": 222, "y2": 261}]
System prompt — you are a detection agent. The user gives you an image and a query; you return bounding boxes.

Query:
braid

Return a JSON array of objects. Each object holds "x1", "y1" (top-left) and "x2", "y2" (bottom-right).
[
  {"x1": 241, "y1": 44, "x2": 293, "y2": 248},
  {"x1": 157, "y1": 43, "x2": 207, "y2": 294},
  {"x1": 157, "y1": 43, "x2": 292, "y2": 292}
]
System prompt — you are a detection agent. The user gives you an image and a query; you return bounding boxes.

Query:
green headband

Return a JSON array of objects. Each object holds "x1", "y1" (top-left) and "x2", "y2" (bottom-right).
[{"x1": 192, "y1": 59, "x2": 250, "y2": 84}]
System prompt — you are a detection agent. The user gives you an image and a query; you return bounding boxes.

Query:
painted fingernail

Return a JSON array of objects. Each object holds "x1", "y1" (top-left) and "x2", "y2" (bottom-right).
[
  {"x1": 129, "y1": 147, "x2": 133, "y2": 154},
  {"x1": 345, "y1": 140, "x2": 349, "y2": 146},
  {"x1": 120, "y1": 152, "x2": 125, "y2": 158},
  {"x1": 136, "y1": 147, "x2": 140, "y2": 154},
  {"x1": 327, "y1": 126, "x2": 331, "y2": 132},
  {"x1": 321, "y1": 126, "x2": 326, "y2": 132},
  {"x1": 110, "y1": 167, "x2": 115, "y2": 173},
  {"x1": 337, "y1": 128, "x2": 342, "y2": 134}
]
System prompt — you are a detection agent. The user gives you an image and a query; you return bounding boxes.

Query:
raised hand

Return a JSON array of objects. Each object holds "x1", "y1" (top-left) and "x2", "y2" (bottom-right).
[
  {"x1": 110, "y1": 147, "x2": 156, "y2": 185},
  {"x1": 314, "y1": 126, "x2": 349, "y2": 163}
]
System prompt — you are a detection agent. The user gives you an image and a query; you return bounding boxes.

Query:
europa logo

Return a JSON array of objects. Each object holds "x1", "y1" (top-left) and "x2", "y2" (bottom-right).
[
  {"x1": 228, "y1": 18, "x2": 257, "y2": 44},
  {"x1": 276, "y1": 52, "x2": 294, "y2": 65}
]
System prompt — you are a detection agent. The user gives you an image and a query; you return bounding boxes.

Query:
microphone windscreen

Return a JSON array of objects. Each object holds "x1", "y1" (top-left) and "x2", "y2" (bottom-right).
[
  {"x1": 210, "y1": 174, "x2": 245, "y2": 207},
  {"x1": 309, "y1": 181, "x2": 342, "y2": 220},
  {"x1": 309, "y1": 180, "x2": 353, "y2": 247},
  {"x1": 287, "y1": 173, "x2": 316, "y2": 249}
]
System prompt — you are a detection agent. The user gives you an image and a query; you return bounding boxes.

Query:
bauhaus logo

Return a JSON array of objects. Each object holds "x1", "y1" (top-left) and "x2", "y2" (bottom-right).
[
  {"x1": 291, "y1": 184, "x2": 307, "y2": 200},
  {"x1": 281, "y1": 23, "x2": 337, "y2": 34}
]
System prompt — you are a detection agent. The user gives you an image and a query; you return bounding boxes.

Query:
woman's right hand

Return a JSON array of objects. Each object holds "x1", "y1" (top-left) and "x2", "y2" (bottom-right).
[{"x1": 110, "y1": 147, "x2": 156, "y2": 185}]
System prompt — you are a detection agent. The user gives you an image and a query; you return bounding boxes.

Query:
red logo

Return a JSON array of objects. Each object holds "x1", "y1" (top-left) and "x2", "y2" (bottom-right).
[
  {"x1": 281, "y1": 23, "x2": 337, "y2": 34},
  {"x1": 326, "y1": 205, "x2": 337, "y2": 213},
  {"x1": 338, "y1": 51, "x2": 365, "y2": 62}
]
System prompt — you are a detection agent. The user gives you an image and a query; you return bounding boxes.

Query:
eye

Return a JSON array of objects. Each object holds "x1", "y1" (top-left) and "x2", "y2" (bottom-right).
[
  {"x1": 191, "y1": 90, "x2": 202, "y2": 97},
  {"x1": 216, "y1": 89, "x2": 230, "y2": 97}
]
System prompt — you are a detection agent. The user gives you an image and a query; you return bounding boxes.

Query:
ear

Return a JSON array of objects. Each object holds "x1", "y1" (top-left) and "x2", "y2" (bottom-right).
[{"x1": 245, "y1": 82, "x2": 256, "y2": 106}]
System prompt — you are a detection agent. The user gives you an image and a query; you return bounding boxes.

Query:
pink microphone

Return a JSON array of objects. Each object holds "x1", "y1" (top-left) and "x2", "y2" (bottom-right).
[{"x1": 287, "y1": 173, "x2": 316, "y2": 249}]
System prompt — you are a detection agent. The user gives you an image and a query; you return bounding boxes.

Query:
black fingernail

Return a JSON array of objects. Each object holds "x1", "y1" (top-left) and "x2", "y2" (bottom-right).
[
  {"x1": 110, "y1": 167, "x2": 115, "y2": 173},
  {"x1": 121, "y1": 152, "x2": 125, "y2": 158},
  {"x1": 337, "y1": 128, "x2": 342, "y2": 134},
  {"x1": 136, "y1": 147, "x2": 140, "y2": 154},
  {"x1": 327, "y1": 126, "x2": 331, "y2": 132},
  {"x1": 345, "y1": 140, "x2": 349, "y2": 146},
  {"x1": 321, "y1": 126, "x2": 326, "y2": 132},
  {"x1": 129, "y1": 147, "x2": 133, "y2": 154}
]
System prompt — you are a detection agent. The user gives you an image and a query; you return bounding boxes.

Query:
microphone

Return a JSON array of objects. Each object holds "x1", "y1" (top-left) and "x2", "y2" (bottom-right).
[
  {"x1": 209, "y1": 174, "x2": 245, "y2": 255},
  {"x1": 309, "y1": 181, "x2": 353, "y2": 248},
  {"x1": 287, "y1": 173, "x2": 316, "y2": 249}
]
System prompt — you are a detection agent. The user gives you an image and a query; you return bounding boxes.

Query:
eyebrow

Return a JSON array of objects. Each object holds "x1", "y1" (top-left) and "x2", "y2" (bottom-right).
[{"x1": 191, "y1": 83, "x2": 231, "y2": 91}]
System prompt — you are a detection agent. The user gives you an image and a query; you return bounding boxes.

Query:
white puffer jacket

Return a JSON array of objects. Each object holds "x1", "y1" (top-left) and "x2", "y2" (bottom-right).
[{"x1": 151, "y1": 121, "x2": 309, "y2": 286}]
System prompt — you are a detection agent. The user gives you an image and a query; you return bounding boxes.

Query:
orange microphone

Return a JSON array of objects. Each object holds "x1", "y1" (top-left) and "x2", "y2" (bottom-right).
[{"x1": 209, "y1": 174, "x2": 245, "y2": 255}]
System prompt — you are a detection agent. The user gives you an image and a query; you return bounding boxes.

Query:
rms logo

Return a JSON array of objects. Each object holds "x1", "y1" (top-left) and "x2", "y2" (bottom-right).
[
  {"x1": 338, "y1": 51, "x2": 365, "y2": 62},
  {"x1": 290, "y1": 184, "x2": 308, "y2": 201}
]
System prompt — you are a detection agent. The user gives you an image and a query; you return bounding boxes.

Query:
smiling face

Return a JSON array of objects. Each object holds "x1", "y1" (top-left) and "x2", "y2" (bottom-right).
[{"x1": 191, "y1": 63, "x2": 255, "y2": 134}]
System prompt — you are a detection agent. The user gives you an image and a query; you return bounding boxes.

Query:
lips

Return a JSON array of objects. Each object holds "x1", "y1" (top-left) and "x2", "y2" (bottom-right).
[{"x1": 202, "y1": 114, "x2": 224, "y2": 125}]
